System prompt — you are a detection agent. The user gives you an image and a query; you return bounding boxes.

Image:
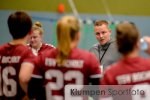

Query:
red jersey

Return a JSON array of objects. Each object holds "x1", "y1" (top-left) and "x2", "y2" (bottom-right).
[
  {"x1": 101, "y1": 57, "x2": 150, "y2": 85},
  {"x1": 0, "y1": 43, "x2": 35, "y2": 100},
  {"x1": 32, "y1": 48, "x2": 101, "y2": 100},
  {"x1": 28, "y1": 43, "x2": 55, "y2": 56},
  {"x1": 100, "y1": 57, "x2": 150, "y2": 100}
]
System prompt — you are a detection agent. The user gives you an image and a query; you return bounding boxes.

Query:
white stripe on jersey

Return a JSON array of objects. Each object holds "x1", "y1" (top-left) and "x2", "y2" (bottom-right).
[{"x1": 90, "y1": 74, "x2": 103, "y2": 78}]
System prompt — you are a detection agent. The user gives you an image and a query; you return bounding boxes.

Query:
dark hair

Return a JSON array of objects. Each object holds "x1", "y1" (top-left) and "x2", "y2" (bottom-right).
[
  {"x1": 116, "y1": 21, "x2": 140, "y2": 55},
  {"x1": 8, "y1": 11, "x2": 32, "y2": 39}
]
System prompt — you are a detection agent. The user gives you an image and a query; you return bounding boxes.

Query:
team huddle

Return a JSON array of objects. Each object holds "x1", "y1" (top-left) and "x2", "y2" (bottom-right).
[{"x1": 0, "y1": 11, "x2": 150, "y2": 100}]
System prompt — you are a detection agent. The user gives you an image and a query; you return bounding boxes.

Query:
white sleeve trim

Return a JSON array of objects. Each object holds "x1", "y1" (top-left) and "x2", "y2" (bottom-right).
[
  {"x1": 90, "y1": 74, "x2": 103, "y2": 78},
  {"x1": 45, "y1": 43, "x2": 55, "y2": 48}
]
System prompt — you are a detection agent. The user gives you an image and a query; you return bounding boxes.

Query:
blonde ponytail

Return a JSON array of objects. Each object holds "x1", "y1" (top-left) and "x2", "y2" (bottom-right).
[{"x1": 56, "y1": 16, "x2": 79, "y2": 66}]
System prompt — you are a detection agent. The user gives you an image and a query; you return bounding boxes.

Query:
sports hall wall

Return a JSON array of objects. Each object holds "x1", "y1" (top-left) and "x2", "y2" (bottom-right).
[{"x1": 0, "y1": 0, "x2": 150, "y2": 57}]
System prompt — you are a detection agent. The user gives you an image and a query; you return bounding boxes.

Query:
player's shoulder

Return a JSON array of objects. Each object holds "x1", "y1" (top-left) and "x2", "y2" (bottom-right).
[
  {"x1": 0, "y1": 43, "x2": 10, "y2": 47},
  {"x1": 41, "y1": 47, "x2": 57, "y2": 57},
  {"x1": 104, "y1": 62, "x2": 120, "y2": 75},
  {"x1": 74, "y1": 48, "x2": 97, "y2": 59},
  {"x1": 44, "y1": 43, "x2": 55, "y2": 48},
  {"x1": 0, "y1": 43, "x2": 7, "y2": 50},
  {"x1": 17, "y1": 44, "x2": 31, "y2": 51},
  {"x1": 0, "y1": 43, "x2": 28, "y2": 50},
  {"x1": 138, "y1": 57, "x2": 150, "y2": 65},
  {"x1": 141, "y1": 57, "x2": 150, "y2": 61},
  {"x1": 75, "y1": 48, "x2": 91, "y2": 54},
  {"x1": 0, "y1": 44, "x2": 7, "y2": 54}
]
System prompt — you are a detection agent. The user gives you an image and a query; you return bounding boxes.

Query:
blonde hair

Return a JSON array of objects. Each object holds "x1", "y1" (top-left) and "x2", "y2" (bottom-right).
[
  {"x1": 32, "y1": 21, "x2": 44, "y2": 35},
  {"x1": 56, "y1": 16, "x2": 80, "y2": 66}
]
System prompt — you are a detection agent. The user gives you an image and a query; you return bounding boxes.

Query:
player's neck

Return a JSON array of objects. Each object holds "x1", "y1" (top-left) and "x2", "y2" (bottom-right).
[
  {"x1": 124, "y1": 49, "x2": 139, "y2": 58},
  {"x1": 71, "y1": 41, "x2": 78, "y2": 49},
  {"x1": 10, "y1": 38, "x2": 27, "y2": 45}
]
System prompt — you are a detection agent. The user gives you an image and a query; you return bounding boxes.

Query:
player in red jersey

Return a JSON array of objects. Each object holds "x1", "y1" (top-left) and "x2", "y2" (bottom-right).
[
  {"x1": 27, "y1": 21, "x2": 55, "y2": 100},
  {"x1": 101, "y1": 21, "x2": 150, "y2": 85},
  {"x1": 0, "y1": 11, "x2": 35, "y2": 100},
  {"x1": 100, "y1": 22, "x2": 150, "y2": 100},
  {"x1": 28, "y1": 16, "x2": 101, "y2": 100},
  {"x1": 28, "y1": 21, "x2": 55, "y2": 56}
]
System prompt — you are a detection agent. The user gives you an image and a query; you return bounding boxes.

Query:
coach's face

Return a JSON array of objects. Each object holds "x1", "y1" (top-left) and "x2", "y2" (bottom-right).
[{"x1": 94, "y1": 24, "x2": 111, "y2": 45}]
